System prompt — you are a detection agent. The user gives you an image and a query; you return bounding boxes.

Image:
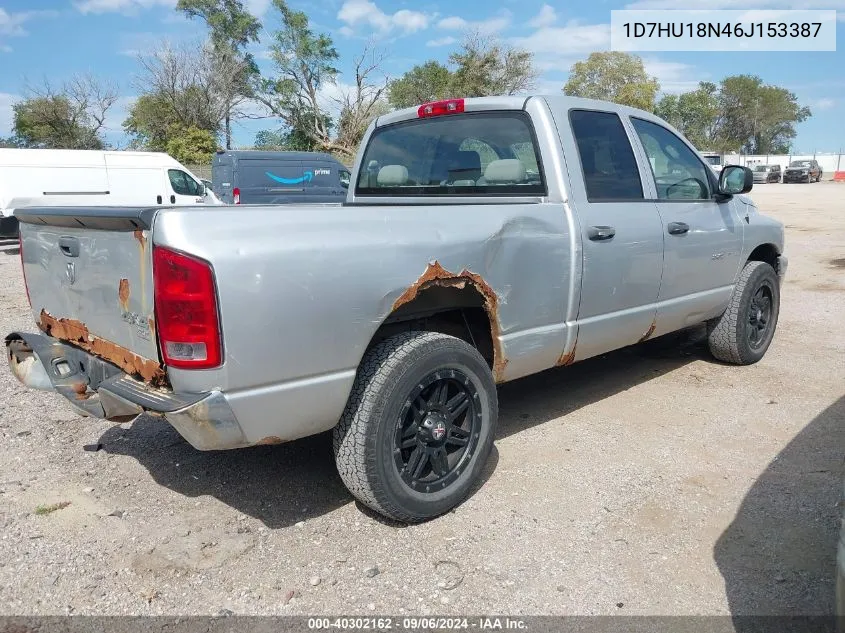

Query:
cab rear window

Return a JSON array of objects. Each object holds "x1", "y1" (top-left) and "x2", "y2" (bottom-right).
[{"x1": 355, "y1": 112, "x2": 546, "y2": 197}]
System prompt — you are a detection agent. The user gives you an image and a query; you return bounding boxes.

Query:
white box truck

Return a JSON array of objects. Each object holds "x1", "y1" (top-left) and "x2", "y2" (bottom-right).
[{"x1": 0, "y1": 149, "x2": 220, "y2": 237}]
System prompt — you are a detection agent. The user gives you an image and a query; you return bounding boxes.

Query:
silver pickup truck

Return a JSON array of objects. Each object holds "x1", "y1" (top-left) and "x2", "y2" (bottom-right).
[{"x1": 6, "y1": 95, "x2": 786, "y2": 523}]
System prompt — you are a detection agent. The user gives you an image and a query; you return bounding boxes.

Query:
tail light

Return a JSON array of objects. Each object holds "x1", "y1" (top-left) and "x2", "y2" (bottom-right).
[
  {"x1": 418, "y1": 98, "x2": 464, "y2": 118},
  {"x1": 19, "y1": 232, "x2": 31, "y2": 308},
  {"x1": 153, "y1": 246, "x2": 222, "y2": 369},
  {"x1": 233, "y1": 187, "x2": 240, "y2": 204}
]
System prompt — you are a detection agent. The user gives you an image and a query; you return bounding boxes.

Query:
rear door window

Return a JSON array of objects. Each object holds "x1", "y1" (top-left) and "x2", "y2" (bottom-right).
[
  {"x1": 355, "y1": 111, "x2": 546, "y2": 196},
  {"x1": 569, "y1": 109, "x2": 643, "y2": 201}
]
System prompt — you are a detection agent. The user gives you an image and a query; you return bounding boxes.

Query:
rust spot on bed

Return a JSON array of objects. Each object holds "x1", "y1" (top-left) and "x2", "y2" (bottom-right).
[
  {"x1": 393, "y1": 261, "x2": 508, "y2": 382},
  {"x1": 37, "y1": 309, "x2": 166, "y2": 387},
  {"x1": 148, "y1": 316, "x2": 156, "y2": 334},
  {"x1": 72, "y1": 382, "x2": 92, "y2": 400},
  {"x1": 638, "y1": 319, "x2": 657, "y2": 343},
  {"x1": 133, "y1": 229, "x2": 147, "y2": 250},
  {"x1": 118, "y1": 278, "x2": 131, "y2": 312},
  {"x1": 255, "y1": 436, "x2": 284, "y2": 445}
]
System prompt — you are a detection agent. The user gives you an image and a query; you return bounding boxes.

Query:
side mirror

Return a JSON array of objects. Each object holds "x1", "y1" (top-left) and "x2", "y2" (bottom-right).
[{"x1": 718, "y1": 165, "x2": 753, "y2": 196}]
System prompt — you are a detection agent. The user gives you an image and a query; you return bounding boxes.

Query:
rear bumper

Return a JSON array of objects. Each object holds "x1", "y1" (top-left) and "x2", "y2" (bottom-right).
[{"x1": 5, "y1": 332, "x2": 250, "y2": 450}]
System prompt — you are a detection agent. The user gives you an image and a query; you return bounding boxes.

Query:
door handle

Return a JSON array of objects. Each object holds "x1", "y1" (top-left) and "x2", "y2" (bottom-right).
[
  {"x1": 58, "y1": 236, "x2": 80, "y2": 258},
  {"x1": 170, "y1": 195, "x2": 176, "y2": 204},
  {"x1": 587, "y1": 226, "x2": 616, "y2": 241},
  {"x1": 156, "y1": 195, "x2": 162, "y2": 204},
  {"x1": 668, "y1": 222, "x2": 690, "y2": 235}
]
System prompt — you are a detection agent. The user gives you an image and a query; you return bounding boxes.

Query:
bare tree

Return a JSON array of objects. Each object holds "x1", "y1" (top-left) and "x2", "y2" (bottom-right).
[
  {"x1": 14, "y1": 74, "x2": 118, "y2": 149},
  {"x1": 332, "y1": 43, "x2": 391, "y2": 157},
  {"x1": 134, "y1": 39, "x2": 227, "y2": 133}
]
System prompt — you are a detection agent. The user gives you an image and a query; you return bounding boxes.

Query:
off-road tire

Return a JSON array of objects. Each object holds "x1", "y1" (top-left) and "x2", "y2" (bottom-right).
[
  {"x1": 333, "y1": 331, "x2": 497, "y2": 523},
  {"x1": 707, "y1": 260, "x2": 780, "y2": 365}
]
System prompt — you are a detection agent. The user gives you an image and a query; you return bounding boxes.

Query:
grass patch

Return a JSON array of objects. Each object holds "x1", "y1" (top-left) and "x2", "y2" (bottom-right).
[{"x1": 35, "y1": 501, "x2": 71, "y2": 515}]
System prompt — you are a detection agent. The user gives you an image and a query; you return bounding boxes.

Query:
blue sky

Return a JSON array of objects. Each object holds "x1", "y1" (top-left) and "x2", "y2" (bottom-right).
[{"x1": 1, "y1": 0, "x2": 843, "y2": 152}]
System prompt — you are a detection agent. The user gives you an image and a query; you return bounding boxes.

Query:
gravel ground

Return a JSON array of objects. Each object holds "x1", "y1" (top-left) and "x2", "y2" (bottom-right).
[{"x1": 0, "y1": 183, "x2": 842, "y2": 617}]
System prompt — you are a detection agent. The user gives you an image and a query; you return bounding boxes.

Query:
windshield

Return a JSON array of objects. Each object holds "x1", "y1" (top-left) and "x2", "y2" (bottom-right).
[
  {"x1": 355, "y1": 111, "x2": 545, "y2": 197},
  {"x1": 753, "y1": 166, "x2": 770, "y2": 172},
  {"x1": 703, "y1": 155, "x2": 722, "y2": 166},
  {"x1": 789, "y1": 161, "x2": 811, "y2": 167}
]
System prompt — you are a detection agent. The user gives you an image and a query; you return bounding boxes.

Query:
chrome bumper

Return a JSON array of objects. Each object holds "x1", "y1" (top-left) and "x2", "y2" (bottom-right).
[{"x1": 5, "y1": 332, "x2": 250, "y2": 450}]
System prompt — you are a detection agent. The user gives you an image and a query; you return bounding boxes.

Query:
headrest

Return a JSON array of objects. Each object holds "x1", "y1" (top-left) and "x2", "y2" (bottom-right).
[
  {"x1": 483, "y1": 159, "x2": 526, "y2": 184},
  {"x1": 377, "y1": 165, "x2": 409, "y2": 186}
]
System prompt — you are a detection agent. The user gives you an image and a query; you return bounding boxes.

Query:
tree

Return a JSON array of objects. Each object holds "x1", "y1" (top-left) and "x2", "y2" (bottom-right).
[
  {"x1": 655, "y1": 76, "x2": 810, "y2": 154},
  {"x1": 254, "y1": 0, "x2": 343, "y2": 154},
  {"x1": 165, "y1": 125, "x2": 217, "y2": 164},
  {"x1": 12, "y1": 74, "x2": 118, "y2": 149},
  {"x1": 655, "y1": 82, "x2": 720, "y2": 149},
  {"x1": 126, "y1": 40, "x2": 229, "y2": 151},
  {"x1": 449, "y1": 32, "x2": 537, "y2": 98},
  {"x1": 387, "y1": 34, "x2": 537, "y2": 110},
  {"x1": 333, "y1": 45, "x2": 391, "y2": 153},
  {"x1": 716, "y1": 75, "x2": 810, "y2": 154},
  {"x1": 176, "y1": 0, "x2": 261, "y2": 149},
  {"x1": 254, "y1": 112, "x2": 333, "y2": 151},
  {"x1": 563, "y1": 51, "x2": 660, "y2": 111},
  {"x1": 388, "y1": 61, "x2": 451, "y2": 109}
]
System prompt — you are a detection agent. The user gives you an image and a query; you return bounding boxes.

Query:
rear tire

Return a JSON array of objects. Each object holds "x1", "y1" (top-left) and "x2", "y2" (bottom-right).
[
  {"x1": 333, "y1": 331, "x2": 497, "y2": 523},
  {"x1": 707, "y1": 261, "x2": 780, "y2": 365}
]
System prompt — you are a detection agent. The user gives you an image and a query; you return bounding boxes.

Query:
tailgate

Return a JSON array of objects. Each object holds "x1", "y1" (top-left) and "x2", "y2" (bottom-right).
[{"x1": 17, "y1": 207, "x2": 163, "y2": 384}]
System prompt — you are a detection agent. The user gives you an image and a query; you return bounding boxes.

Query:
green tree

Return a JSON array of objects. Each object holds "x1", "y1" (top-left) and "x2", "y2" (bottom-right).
[
  {"x1": 254, "y1": 0, "x2": 340, "y2": 153},
  {"x1": 716, "y1": 75, "x2": 810, "y2": 154},
  {"x1": 655, "y1": 82, "x2": 720, "y2": 149},
  {"x1": 164, "y1": 125, "x2": 217, "y2": 164},
  {"x1": 12, "y1": 75, "x2": 117, "y2": 149},
  {"x1": 563, "y1": 51, "x2": 660, "y2": 111},
  {"x1": 388, "y1": 61, "x2": 452, "y2": 109},
  {"x1": 177, "y1": 0, "x2": 261, "y2": 149},
  {"x1": 388, "y1": 34, "x2": 537, "y2": 110},
  {"x1": 449, "y1": 32, "x2": 537, "y2": 98}
]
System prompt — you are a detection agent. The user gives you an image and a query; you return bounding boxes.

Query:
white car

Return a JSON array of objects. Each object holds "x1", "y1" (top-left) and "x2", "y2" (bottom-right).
[{"x1": 0, "y1": 149, "x2": 220, "y2": 237}]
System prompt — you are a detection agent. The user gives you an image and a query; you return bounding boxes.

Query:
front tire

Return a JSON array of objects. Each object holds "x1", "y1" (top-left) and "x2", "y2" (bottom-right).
[
  {"x1": 707, "y1": 261, "x2": 780, "y2": 365},
  {"x1": 333, "y1": 331, "x2": 498, "y2": 523}
]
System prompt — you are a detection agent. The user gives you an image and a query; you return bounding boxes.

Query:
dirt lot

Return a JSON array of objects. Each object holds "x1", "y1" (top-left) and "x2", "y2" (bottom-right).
[{"x1": 0, "y1": 183, "x2": 842, "y2": 618}]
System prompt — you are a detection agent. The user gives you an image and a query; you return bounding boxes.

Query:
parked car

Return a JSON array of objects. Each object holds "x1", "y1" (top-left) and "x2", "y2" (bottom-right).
[
  {"x1": 0, "y1": 149, "x2": 220, "y2": 238},
  {"x1": 5, "y1": 95, "x2": 787, "y2": 523},
  {"x1": 212, "y1": 150, "x2": 351, "y2": 205},
  {"x1": 752, "y1": 164, "x2": 782, "y2": 184},
  {"x1": 783, "y1": 159, "x2": 822, "y2": 183}
]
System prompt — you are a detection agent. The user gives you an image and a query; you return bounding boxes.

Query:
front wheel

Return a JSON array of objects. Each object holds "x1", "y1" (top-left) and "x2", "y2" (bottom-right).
[
  {"x1": 707, "y1": 260, "x2": 780, "y2": 365},
  {"x1": 333, "y1": 331, "x2": 498, "y2": 523}
]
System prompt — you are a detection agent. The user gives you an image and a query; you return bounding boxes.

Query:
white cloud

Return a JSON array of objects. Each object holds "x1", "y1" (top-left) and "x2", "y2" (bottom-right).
[
  {"x1": 528, "y1": 4, "x2": 557, "y2": 29},
  {"x1": 0, "y1": 92, "x2": 19, "y2": 136},
  {"x1": 0, "y1": 8, "x2": 59, "y2": 51},
  {"x1": 813, "y1": 98, "x2": 836, "y2": 110},
  {"x1": 511, "y1": 21, "x2": 610, "y2": 71},
  {"x1": 426, "y1": 36, "x2": 457, "y2": 47},
  {"x1": 74, "y1": 0, "x2": 177, "y2": 15},
  {"x1": 337, "y1": 0, "x2": 430, "y2": 36},
  {"x1": 437, "y1": 10, "x2": 512, "y2": 34},
  {"x1": 244, "y1": 0, "x2": 272, "y2": 18},
  {"x1": 643, "y1": 58, "x2": 704, "y2": 94}
]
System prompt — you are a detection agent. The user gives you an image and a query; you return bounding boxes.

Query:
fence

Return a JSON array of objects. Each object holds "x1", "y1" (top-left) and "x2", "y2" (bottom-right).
[
  {"x1": 186, "y1": 164, "x2": 212, "y2": 180},
  {"x1": 723, "y1": 153, "x2": 845, "y2": 180}
]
